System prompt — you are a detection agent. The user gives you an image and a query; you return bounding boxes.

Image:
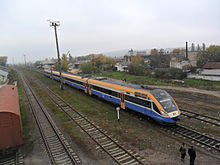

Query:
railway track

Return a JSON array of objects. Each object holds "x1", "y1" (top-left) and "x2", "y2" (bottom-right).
[
  {"x1": 20, "y1": 74, "x2": 81, "y2": 165},
  {"x1": 33, "y1": 79, "x2": 146, "y2": 165},
  {"x1": 0, "y1": 151, "x2": 23, "y2": 165},
  {"x1": 165, "y1": 124, "x2": 220, "y2": 153},
  {"x1": 180, "y1": 108, "x2": 220, "y2": 126}
]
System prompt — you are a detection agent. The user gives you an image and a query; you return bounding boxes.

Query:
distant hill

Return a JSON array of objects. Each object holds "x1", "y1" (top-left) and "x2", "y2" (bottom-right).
[
  {"x1": 103, "y1": 49, "x2": 128, "y2": 58},
  {"x1": 103, "y1": 47, "x2": 185, "y2": 58}
]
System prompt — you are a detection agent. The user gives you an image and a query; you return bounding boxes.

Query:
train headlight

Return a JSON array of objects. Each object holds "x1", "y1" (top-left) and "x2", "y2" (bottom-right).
[{"x1": 160, "y1": 110, "x2": 168, "y2": 116}]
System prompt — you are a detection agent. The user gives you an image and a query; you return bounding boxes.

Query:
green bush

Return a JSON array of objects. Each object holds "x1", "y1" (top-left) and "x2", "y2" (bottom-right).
[{"x1": 153, "y1": 68, "x2": 186, "y2": 79}]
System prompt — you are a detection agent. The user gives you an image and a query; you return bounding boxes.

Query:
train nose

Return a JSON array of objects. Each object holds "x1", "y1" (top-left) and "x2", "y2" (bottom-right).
[{"x1": 172, "y1": 116, "x2": 181, "y2": 121}]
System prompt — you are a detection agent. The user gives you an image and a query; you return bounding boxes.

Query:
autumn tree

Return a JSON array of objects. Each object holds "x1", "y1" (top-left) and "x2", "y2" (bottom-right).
[
  {"x1": 150, "y1": 48, "x2": 158, "y2": 55},
  {"x1": 128, "y1": 55, "x2": 145, "y2": 75},
  {"x1": 172, "y1": 48, "x2": 185, "y2": 53},
  {"x1": 197, "y1": 45, "x2": 220, "y2": 67},
  {"x1": 91, "y1": 54, "x2": 116, "y2": 71},
  {"x1": 0, "y1": 56, "x2": 7, "y2": 66},
  {"x1": 61, "y1": 54, "x2": 69, "y2": 71},
  {"x1": 80, "y1": 62, "x2": 98, "y2": 74},
  {"x1": 80, "y1": 54, "x2": 116, "y2": 74}
]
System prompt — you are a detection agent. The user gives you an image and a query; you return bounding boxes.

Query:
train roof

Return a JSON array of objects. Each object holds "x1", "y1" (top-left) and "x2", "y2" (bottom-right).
[
  {"x1": 100, "y1": 78, "x2": 153, "y2": 91},
  {"x1": 0, "y1": 85, "x2": 20, "y2": 116},
  {"x1": 46, "y1": 70, "x2": 165, "y2": 95}
]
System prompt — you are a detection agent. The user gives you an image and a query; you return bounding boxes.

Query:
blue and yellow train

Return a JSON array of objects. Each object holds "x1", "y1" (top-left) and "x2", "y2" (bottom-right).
[{"x1": 44, "y1": 70, "x2": 181, "y2": 124}]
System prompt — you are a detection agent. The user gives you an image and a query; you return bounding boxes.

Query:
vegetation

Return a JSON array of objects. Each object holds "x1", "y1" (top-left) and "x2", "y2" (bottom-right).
[
  {"x1": 153, "y1": 68, "x2": 186, "y2": 79},
  {"x1": 150, "y1": 48, "x2": 158, "y2": 55},
  {"x1": 7, "y1": 70, "x2": 18, "y2": 84},
  {"x1": 128, "y1": 55, "x2": 145, "y2": 75},
  {"x1": 0, "y1": 56, "x2": 7, "y2": 66},
  {"x1": 96, "y1": 71, "x2": 220, "y2": 90},
  {"x1": 61, "y1": 54, "x2": 69, "y2": 71},
  {"x1": 80, "y1": 54, "x2": 116, "y2": 74},
  {"x1": 197, "y1": 45, "x2": 220, "y2": 67},
  {"x1": 172, "y1": 48, "x2": 185, "y2": 53}
]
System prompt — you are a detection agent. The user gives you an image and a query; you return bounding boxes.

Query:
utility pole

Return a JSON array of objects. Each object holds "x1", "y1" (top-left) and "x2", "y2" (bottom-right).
[
  {"x1": 49, "y1": 20, "x2": 64, "y2": 90},
  {"x1": 23, "y1": 54, "x2": 27, "y2": 66}
]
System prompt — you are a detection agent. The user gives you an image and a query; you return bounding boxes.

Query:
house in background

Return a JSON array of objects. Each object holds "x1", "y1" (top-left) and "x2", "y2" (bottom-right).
[
  {"x1": 200, "y1": 62, "x2": 220, "y2": 76},
  {"x1": 170, "y1": 57, "x2": 191, "y2": 71},
  {"x1": 115, "y1": 62, "x2": 128, "y2": 71},
  {"x1": 188, "y1": 51, "x2": 198, "y2": 67},
  {"x1": 187, "y1": 62, "x2": 220, "y2": 81},
  {"x1": 0, "y1": 70, "x2": 8, "y2": 83}
]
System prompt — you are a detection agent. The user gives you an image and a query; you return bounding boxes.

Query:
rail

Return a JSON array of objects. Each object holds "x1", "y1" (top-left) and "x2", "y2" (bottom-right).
[
  {"x1": 180, "y1": 108, "x2": 220, "y2": 127},
  {"x1": 20, "y1": 73, "x2": 81, "y2": 165}
]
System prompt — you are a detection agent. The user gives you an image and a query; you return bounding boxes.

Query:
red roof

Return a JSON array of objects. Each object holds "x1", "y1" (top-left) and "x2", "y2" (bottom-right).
[
  {"x1": 203, "y1": 62, "x2": 220, "y2": 69},
  {"x1": 0, "y1": 85, "x2": 20, "y2": 116}
]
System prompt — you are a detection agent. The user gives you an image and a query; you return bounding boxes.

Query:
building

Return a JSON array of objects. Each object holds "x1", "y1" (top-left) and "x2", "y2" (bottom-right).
[
  {"x1": 188, "y1": 51, "x2": 198, "y2": 67},
  {"x1": 0, "y1": 70, "x2": 8, "y2": 83},
  {"x1": 187, "y1": 62, "x2": 220, "y2": 81},
  {"x1": 115, "y1": 63, "x2": 128, "y2": 72},
  {"x1": 170, "y1": 58, "x2": 191, "y2": 71},
  {"x1": 200, "y1": 62, "x2": 220, "y2": 76},
  {"x1": 124, "y1": 49, "x2": 148, "y2": 64}
]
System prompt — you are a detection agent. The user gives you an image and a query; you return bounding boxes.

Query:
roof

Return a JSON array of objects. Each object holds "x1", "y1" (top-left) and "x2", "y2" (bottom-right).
[
  {"x1": 203, "y1": 62, "x2": 220, "y2": 69},
  {"x1": 0, "y1": 70, "x2": 8, "y2": 77},
  {"x1": 0, "y1": 85, "x2": 20, "y2": 116}
]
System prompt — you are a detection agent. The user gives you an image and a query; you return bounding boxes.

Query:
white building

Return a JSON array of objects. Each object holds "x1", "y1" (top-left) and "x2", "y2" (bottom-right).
[
  {"x1": 187, "y1": 62, "x2": 220, "y2": 81},
  {"x1": 115, "y1": 63, "x2": 128, "y2": 72},
  {"x1": 200, "y1": 62, "x2": 220, "y2": 76},
  {"x1": 170, "y1": 58, "x2": 191, "y2": 71}
]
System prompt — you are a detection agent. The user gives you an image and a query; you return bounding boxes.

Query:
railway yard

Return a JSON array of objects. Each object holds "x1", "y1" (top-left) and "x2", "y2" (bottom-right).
[{"x1": 1, "y1": 69, "x2": 220, "y2": 165}]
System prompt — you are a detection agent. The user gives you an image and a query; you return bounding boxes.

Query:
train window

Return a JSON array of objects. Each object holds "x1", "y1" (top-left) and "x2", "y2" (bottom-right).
[
  {"x1": 125, "y1": 95, "x2": 149, "y2": 107},
  {"x1": 92, "y1": 85, "x2": 119, "y2": 97},
  {"x1": 153, "y1": 103, "x2": 161, "y2": 114},
  {"x1": 112, "y1": 91, "x2": 119, "y2": 97},
  {"x1": 65, "y1": 77, "x2": 83, "y2": 85},
  {"x1": 145, "y1": 101, "x2": 151, "y2": 108}
]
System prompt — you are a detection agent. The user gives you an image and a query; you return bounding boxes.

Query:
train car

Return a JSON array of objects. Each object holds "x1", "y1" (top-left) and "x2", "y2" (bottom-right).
[
  {"x1": 0, "y1": 85, "x2": 23, "y2": 155},
  {"x1": 44, "y1": 70, "x2": 181, "y2": 124}
]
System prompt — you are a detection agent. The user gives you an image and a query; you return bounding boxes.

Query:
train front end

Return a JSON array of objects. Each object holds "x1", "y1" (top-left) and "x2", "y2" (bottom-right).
[{"x1": 151, "y1": 89, "x2": 181, "y2": 124}]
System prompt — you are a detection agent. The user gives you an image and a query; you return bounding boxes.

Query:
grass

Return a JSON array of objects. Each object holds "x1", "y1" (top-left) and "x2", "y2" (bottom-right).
[
  {"x1": 95, "y1": 71, "x2": 220, "y2": 90},
  {"x1": 18, "y1": 87, "x2": 31, "y2": 141}
]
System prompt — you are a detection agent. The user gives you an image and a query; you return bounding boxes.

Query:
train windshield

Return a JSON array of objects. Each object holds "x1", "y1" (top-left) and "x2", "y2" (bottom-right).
[{"x1": 151, "y1": 89, "x2": 177, "y2": 113}]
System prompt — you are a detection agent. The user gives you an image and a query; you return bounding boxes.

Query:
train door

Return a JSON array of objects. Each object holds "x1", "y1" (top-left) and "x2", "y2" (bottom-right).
[
  {"x1": 88, "y1": 81, "x2": 92, "y2": 95},
  {"x1": 84, "y1": 80, "x2": 92, "y2": 95},
  {"x1": 120, "y1": 93, "x2": 125, "y2": 109},
  {"x1": 84, "y1": 81, "x2": 87, "y2": 94}
]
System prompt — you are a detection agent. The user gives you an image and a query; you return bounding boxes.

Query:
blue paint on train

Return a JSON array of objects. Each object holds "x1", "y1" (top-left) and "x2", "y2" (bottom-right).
[{"x1": 65, "y1": 80, "x2": 84, "y2": 90}]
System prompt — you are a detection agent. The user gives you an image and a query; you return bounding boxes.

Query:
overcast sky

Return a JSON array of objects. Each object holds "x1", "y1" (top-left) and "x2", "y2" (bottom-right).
[{"x1": 1, "y1": 0, "x2": 219, "y2": 64}]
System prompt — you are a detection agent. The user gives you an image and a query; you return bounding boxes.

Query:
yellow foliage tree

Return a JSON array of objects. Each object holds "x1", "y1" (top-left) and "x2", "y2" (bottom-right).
[
  {"x1": 61, "y1": 54, "x2": 69, "y2": 71},
  {"x1": 150, "y1": 48, "x2": 158, "y2": 55},
  {"x1": 172, "y1": 48, "x2": 185, "y2": 53}
]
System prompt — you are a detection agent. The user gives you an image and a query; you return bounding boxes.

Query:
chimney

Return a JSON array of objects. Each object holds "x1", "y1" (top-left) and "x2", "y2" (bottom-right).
[{"x1": 186, "y1": 42, "x2": 188, "y2": 59}]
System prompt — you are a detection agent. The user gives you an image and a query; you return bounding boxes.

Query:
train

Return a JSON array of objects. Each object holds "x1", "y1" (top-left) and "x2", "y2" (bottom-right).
[
  {"x1": 44, "y1": 70, "x2": 181, "y2": 124},
  {"x1": 0, "y1": 85, "x2": 23, "y2": 156}
]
